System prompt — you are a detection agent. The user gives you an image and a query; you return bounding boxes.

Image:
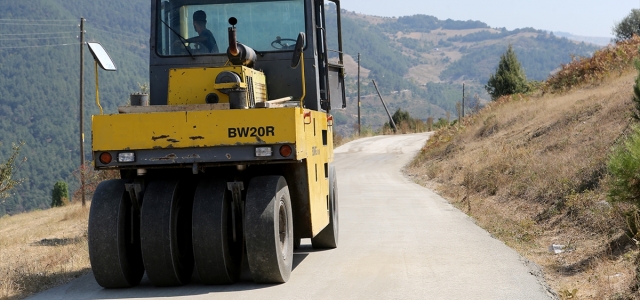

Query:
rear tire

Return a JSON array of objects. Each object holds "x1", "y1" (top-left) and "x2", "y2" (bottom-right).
[
  {"x1": 140, "y1": 180, "x2": 194, "y2": 286},
  {"x1": 192, "y1": 179, "x2": 243, "y2": 284},
  {"x1": 244, "y1": 176, "x2": 293, "y2": 283},
  {"x1": 312, "y1": 164, "x2": 339, "y2": 249},
  {"x1": 88, "y1": 179, "x2": 144, "y2": 288}
]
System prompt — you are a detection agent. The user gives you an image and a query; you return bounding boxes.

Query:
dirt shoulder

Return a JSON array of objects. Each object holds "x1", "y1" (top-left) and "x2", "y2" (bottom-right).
[
  {"x1": 406, "y1": 72, "x2": 640, "y2": 299},
  {"x1": 0, "y1": 202, "x2": 91, "y2": 300}
]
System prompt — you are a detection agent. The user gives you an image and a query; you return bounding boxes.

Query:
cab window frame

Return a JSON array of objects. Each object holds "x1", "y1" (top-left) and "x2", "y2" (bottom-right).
[{"x1": 154, "y1": 0, "x2": 308, "y2": 58}]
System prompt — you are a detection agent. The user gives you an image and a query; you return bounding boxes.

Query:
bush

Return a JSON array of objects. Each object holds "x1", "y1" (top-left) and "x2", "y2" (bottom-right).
[
  {"x1": 633, "y1": 49, "x2": 640, "y2": 121},
  {"x1": 608, "y1": 126, "x2": 640, "y2": 207},
  {"x1": 383, "y1": 108, "x2": 427, "y2": 134},
  {"x1": 51, "y1": 181, "x2": 69, "y2": 207},
  {"x1": 434, "y1": 118, "x2": 451, "y2": 129},
  {"x1": 0, "y1": 142, "x2": 24, "y2": 201},
  {"x1": 544, "y1": 36, "x2": 640, "y2": 93}
]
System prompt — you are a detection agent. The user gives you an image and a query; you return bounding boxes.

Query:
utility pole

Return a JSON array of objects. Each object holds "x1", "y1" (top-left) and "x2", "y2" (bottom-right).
[
  {"x1": 79, "y1": 17, "x2": 86, "y2": 207},
  {"x1": 462, "y1": 83, "x2": 465, "y2": 118},
  {"x1": 372, "y1": 80, "x2": 397, "y2": 132},
  {"x1": 357, "y1": 53, "x2": 361, "y2": 136}
]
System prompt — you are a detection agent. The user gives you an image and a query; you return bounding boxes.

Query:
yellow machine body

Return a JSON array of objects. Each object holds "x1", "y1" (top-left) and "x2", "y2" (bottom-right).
[
  {"x1": 93, "y1": 107, "x2": 333, "y2": 236},
  {"x1": 167, "y1": 66, "x2": 267, "y2": 106}
]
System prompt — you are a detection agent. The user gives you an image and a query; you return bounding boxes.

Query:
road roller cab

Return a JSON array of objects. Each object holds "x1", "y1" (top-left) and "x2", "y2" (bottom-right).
[{"x1": 88, "y1": 0, "x2": 345, "y2": 288}]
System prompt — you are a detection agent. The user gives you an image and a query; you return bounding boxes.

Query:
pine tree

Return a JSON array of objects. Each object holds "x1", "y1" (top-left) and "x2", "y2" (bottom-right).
[
  {"x1": 485, "y1": 45, "x2": 529, "y2": 100},
  {"x1": 51, "y1": 181, "x2": 69, "y2": 207}
]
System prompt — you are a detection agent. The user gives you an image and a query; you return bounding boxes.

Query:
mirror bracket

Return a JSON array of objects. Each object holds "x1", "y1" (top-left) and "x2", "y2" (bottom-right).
[{"x1": 291, "y1": 32, "x2": 305, "y2": 68}]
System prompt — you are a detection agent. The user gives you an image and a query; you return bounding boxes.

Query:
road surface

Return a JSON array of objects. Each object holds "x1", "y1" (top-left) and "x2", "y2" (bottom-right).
[{"x1": 30, "y1": 133, "x2": 556, "y2": 300}]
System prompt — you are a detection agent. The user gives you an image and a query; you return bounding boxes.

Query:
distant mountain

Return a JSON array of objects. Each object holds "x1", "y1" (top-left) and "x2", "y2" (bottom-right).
[
  {"x1": 0, "y1": 3, "x2": 601, "y2": 215},
  {"x1": 332, "y1": 11, "x2": 600, "y2": 135},
  {"x1": 553, "y1": 31, "x2": 611, "y2": 46}
]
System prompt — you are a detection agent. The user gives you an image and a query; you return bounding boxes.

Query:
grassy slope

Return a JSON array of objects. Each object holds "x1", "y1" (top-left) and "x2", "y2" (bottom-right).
[
  {"x1": 406, "y1": 64, "x2": 640, "y2": 297},
  {"x1": 0, "y1": 201, "x2": 90, "y2": 299}
]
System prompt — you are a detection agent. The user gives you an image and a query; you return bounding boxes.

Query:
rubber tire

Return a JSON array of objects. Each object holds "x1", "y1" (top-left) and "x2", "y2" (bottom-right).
[
  {"x1": 140, "y1": 180, "x2": 194, "y2": 286},
  {"x1": 192, "y1": 179, "x2": 243, "y2": 284},
  {"x1": 312, "y1": 164, "x2": 339, "y2": 249},
  {"x1": 88, "y1": 179, "x2": 144, "y2": 288},
  {"x1": 244, "y1": 176, "x2": 293, "y2": 283}
]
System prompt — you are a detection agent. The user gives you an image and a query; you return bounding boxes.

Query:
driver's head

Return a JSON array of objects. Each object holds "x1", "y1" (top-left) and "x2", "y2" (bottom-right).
[{"x1": 193, "y1": 10, "x2": 207, "y2": 27}]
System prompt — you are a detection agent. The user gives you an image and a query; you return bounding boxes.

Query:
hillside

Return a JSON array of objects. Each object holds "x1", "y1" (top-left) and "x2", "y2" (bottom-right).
[
  {"x1": 406, "y1": 38, "x2": 640, "y2": 298},
  {"x1": 0, "y1": 0, "x2": 148, "y2": 214},
  {"x1": 331, "y1": 11, "x2": 600, "y2": 135},
  {"x1": 0, "y1": 3, "x2": 600, "y2": 215}
]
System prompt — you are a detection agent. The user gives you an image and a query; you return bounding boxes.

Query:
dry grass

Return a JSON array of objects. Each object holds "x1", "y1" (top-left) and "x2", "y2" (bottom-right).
[
  {"x1": 407, "y1": 70, "x2": 640, "y2": 298},
  {"x1": 0, "y1": 201, "x2": 91, "y2": 300}
]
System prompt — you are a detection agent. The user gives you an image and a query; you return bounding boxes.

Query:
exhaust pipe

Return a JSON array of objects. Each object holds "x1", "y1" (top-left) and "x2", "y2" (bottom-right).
[
  {"x1": 228, "y1": 20, "x2": 239, "y2": 57},
  {"x1": 226, "y1": 17, "x2": 256, "y2": 67}
]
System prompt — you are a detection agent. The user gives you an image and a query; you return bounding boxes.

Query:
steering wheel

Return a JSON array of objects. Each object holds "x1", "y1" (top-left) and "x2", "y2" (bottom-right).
[
  {"x1": 172, "y1": 41, "x2": 207, "y2": 55},
  {"x1": 271, "y1": 37, "x2": 297, "y2": 50},
  {"x1": 172, "y1": 41, "x2": 192, "y2": 54}
]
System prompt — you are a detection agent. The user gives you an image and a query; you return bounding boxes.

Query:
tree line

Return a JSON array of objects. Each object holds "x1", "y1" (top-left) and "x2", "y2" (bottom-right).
[{"x1": 0, "y1": 0, "x2": 148, "y2": 215}]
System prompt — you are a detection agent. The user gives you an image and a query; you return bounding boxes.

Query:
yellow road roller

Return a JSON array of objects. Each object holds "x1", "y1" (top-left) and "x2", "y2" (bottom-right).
[{"x1": 88, "y1": 0, "x2": 345, "y2": 287}]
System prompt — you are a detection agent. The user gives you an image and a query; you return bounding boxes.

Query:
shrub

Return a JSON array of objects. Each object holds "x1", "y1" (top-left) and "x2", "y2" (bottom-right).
[
  {"x1": 71, "y1": 161, "x2": 119, "y2": 203},
  {"x1": 383, "y1": 108, "x2": 426, "y2": 134},
  {"x1": 0, "y1": 142, "x2": 24, "y2": 201},
  {"x1": 633, "y1": 48, "x2": 640, "y2": 121},
  {"x1": 607, "y1": 126, "x2": 640, "y2": 207},
  {"x1": 434, "y1": 118, "x2": 450, "y2": 129},
  {"x1": 544, "y1": 36, "x2": 640, "y2": 93},
  {"x1": 51, "y1": 181, "x2": 69, "y2": 207}
]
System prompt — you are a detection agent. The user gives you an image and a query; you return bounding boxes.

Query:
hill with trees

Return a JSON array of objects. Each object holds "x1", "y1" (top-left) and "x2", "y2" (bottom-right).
[
  {"x1": 331, "y1": 9, "x2": 599, "y2": 136},
  {"x1": 0, "y1": 0, "x2": 148, "y2": 215},
  {"x1": 0, "y1": 2, "x2": 602, "y2": 215}
]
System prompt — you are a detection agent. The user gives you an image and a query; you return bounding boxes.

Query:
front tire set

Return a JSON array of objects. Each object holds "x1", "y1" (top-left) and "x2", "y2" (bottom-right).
[{"x1": 88, "y1": 175, "x2": 300, "y2": 288}]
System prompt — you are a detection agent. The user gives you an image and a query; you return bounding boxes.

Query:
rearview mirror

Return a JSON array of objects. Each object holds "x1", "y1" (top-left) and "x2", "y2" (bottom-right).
[
  {"x1": 291, "y1": 32, "x2": 305, "y2": 68},
  {"x1": 87, "y1": 42, "x2": 116, "y2": 71}
]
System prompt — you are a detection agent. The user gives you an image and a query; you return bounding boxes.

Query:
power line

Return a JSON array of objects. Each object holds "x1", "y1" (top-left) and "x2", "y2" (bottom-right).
[
  {"x1": 0, "y1": 31, "x2": 77, "y2": 36},
  {"x1": 0, "y1": 22, "x2": 77, "y2": 27},
  {"x1": 0, "y1": 18, "x2": 76, "y2": 22},
  {"x1": 89, "y1": 26, "x2": 145, "y2": 40},
  {"x1": 0, "y1": 42, "x2": 78, "y2": 49},
  {"x1": 0, "y1": 36, "x2": 76, "y2": 41},
  {"x1": 86, "y1": 36, "x2": 146, "y2": 47}
]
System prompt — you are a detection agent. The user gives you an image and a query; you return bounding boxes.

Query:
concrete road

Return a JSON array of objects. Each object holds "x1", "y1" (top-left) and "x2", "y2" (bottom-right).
[{"x1": 30, "y1": 133, "x2": 555, "y2": 300}]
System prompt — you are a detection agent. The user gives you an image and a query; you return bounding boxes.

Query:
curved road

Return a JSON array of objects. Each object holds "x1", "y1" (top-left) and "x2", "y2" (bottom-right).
[{"x1": 30, "y1": 133, "x2": 555, "y2": 300}]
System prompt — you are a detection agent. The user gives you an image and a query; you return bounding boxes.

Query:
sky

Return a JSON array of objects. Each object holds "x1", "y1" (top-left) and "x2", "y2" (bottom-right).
[{"x1": 341, "y1": 0, "x2": 640, "y2": 38}]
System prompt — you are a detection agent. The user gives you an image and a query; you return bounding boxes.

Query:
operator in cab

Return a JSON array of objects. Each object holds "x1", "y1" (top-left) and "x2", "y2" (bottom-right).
[{"x1": 183, "y1": 10, "x2": 219, "y2": 54}]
